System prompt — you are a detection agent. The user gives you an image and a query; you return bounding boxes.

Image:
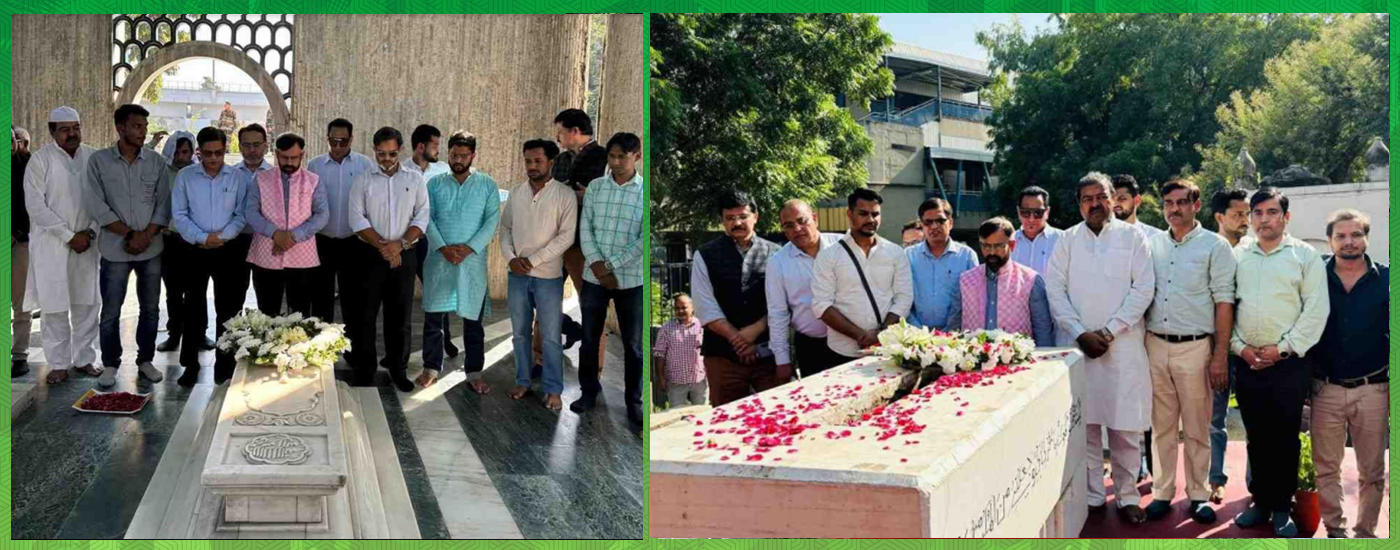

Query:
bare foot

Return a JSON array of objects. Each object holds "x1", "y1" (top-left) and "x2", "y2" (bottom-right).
[
  {"x1": 507, "y1": 386, "x2": 529, "y2": 400},
  {"x1": 545, "y1": 393, "x2": 563, "y2": 412},
  {"x1": 72, "y1": 364, "x2": 103, "y2": 377},
  {"x1": 46, "y1": 369, "x2": 69, "y2": 385},
  {"x1": 415, "y1": 371, "x2": 438, "y2": 389},
  {"x1": 468, "y1": 379, "x2": 491, "y2": 394}
]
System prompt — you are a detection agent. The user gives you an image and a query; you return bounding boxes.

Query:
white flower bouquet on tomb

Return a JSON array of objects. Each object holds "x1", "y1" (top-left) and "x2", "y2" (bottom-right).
[
  {"x1": 216, "y1": 309, "x2": 351, "y2": 377},
  {"x1": 871, "y1": 321, "x2": 1036, "y2": 383}
]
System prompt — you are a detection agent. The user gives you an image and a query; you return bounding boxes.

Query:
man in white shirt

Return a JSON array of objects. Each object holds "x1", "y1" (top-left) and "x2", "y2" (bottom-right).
[
  {"x1": 347, "y1": 127, "x2": 430, "y2": 392},
  {"x1": 500, "y1": 139, "x2": 576, "y2": 412},
  {"x1": 1112, "y1": 174, "x2": 1165, "y2": 239},
  {"x1": 811, "y1": 188, "x2": 914, "y2": 361},
  {"x1": 766, "y1": 199, "x2": 844, "y2": 380},
  {"x1": 404, "y1": 124, "x2": 458, "y2": 365},
  {"x1": 24, "y1": 106, "x2": 102, "y2": 385},
  {"x1": 1045, "y1": 172, "x2": 1156, "y2": 524},
  {"x1": 1009, "y1": 186, "x2": 1064, "y2": 275}
]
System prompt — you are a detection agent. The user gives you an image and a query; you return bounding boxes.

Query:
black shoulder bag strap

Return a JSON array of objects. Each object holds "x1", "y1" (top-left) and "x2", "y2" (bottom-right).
[{"x1": 838, "y1": 240, "x2": 885, "y2": 326}]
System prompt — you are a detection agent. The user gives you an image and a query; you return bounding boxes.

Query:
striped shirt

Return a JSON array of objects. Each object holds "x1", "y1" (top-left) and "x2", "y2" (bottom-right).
[
  {"x1": 579, "y1": 171, "x2": 644, "y2": 289},
  {"x1": 654, "y1": 318, "x2": 705, "y2": 385}
]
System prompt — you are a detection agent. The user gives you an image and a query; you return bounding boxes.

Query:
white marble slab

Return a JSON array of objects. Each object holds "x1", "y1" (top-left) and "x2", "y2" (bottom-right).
[{"x1": 11, "y1": 382, "x2": 36, "y2": 420}]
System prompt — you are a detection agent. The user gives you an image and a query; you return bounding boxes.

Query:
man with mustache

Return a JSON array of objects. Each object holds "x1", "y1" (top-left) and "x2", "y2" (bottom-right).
[
  {"x1": 765, "y1": 199, "x2": 844, "y2": 380},
  {"x1": 1228, "y1": 187, "x2": 1329, "y2": 537},
  {"x1": 947, "y1": 217, "x2": 1053, "y2": 347},
  {"x1": 156, "y1": 131, "x2": 213, "y2": 353},
  {"x1": 1309, "y1": 209, "x2": 1387, "y2": 539},
  {"x1": 690, "y1": 191, "x2": 782, "y2": 407},
  {"x1": 1205, "y1": 186, "x2": 1252, "y2": 504},
  {"x1": 12, "y1": 126, "x2": 33, "y2": 378},
  {"x1": 811, "y1": 188, "x2": 913, "y2": 362},
  {"x1": 405, "y1": 124, "x2": 457, "y2": 362},
  {"x1": 1140, "y1": 179, "x2": 1237, "y2": 524},
  {"x1": 86, "y1": 104, "x2": 173, "y2": 386},
  {"x1": 553, "y1": 109, "x2": 605, "y2": 365},
  {"x1": 1112, "y1": 175, "x2": 1165, "y2": 240},
  {"x1": 1045, "y1": 172, "x2": 1155, "y2": 525},
  {"x1": 905, "y1": 198, "x2": 977, "y2": 332},
  {"x1": 244, "y1": 132, "x2": 328, "y2": 318},
  {"x1": 24, "y1": 106, "x2": 102, "y2": 385},
  {"x1": 307, "y1": 119, "x2": 375, "y2": 351},
  {"x1": 1010, "y1": 186, "x2": 1065, "y2": 276},
  {"x1": 418, "y1": 132, "x2": 498, "y2": 395}
]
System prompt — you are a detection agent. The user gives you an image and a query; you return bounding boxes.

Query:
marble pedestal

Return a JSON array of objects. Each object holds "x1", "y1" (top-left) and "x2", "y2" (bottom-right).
[
  {"x1": 651, "y1": 350, "x2": 1087, "y2": 539},
  {"x1": 12, "y1": 382, "x2": 36, "y2": 420}
]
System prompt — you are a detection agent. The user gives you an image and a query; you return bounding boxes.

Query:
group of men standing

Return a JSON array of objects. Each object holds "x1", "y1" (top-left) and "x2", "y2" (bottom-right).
[
  {"x1": 13, "y1": 104, "x2": 645, "y2": 427},
  {"x1": 672, "y1": 172, "x2": 1384, "y2": 538}
]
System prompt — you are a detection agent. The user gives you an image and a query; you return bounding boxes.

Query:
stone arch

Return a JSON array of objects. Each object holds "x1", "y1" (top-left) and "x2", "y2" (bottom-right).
[{"x1": 115, "y1": 41, "x2": 291, "y2": 133}]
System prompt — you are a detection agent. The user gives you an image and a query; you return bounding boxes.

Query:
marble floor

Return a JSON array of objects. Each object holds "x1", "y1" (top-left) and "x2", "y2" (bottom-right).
[{"x1": 10, "y1": 279, "x2": 642, "y2": 540}]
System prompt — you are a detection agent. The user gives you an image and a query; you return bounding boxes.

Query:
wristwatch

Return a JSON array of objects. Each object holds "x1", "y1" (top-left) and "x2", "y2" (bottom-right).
[
  {"x1": 1279, "y1": 349, "x2": 1293, "y2": 360},
  {"x1": 603, "y1": 260, "x2": 616, "y2": 273},
  {"x1": 1098, "y1": 328, "x2": 1115, "y2": 343}
]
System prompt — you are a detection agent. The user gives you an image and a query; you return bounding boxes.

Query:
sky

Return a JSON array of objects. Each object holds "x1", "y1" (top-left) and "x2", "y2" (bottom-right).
[
  {"x1": 874, "y1": 13, "x2": 1057, "y2": 62},
  {"x1": 166, "y1": 58, "x2": 259, "y2": 87}
]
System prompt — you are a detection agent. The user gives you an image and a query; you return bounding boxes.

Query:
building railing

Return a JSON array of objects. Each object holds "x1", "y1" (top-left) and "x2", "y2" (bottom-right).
[
  {"x1": 161, "y1": 79, "x2": 263, "y2": 95},
  {"x1": 865, "y1": 98, "x2": 993, "y2": 126},
  {"x1": 651, "y1": 262, "x2": 692, "y2": 298}
]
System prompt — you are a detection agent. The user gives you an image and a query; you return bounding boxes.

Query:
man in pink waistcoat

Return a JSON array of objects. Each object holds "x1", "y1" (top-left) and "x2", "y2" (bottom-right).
[
  {"x1": 949, "y1": 217, "x2": 1054, "y2": 347},
  {"x1": 245, "y1": 132, "x2": 329, "y2": 317}
]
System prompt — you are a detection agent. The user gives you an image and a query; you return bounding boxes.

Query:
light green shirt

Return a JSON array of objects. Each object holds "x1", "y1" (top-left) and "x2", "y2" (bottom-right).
[
  {"x1": 1146, "y1": 222, "x2": 1237, "y2": 337},
  {"x1": 580, "y1": 171, "x2": 644, "y2": 289},
  {"x1": 1230, "y1": 234, "x2": 1330, "y2": 357}
]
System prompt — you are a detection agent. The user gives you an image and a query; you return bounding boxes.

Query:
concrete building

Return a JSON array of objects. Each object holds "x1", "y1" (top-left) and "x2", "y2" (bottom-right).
[{"x1": 141, "y1": 79, "x2": 270, "y2": 135}]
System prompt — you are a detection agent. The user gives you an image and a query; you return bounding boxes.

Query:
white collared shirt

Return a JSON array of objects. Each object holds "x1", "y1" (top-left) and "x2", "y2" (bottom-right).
[
  {"x1": 1010, "y1": 226, "x2": 1064, "y2": 275},
  {"x1": 810, "y1": 232, "x2": 914, "y2": 358},
  {"x1": 765, "y1": 233, "x2": 843, "y2": 365},
  {"x1": 347, "y1": 162, "x2": 430, "y2": 241}
]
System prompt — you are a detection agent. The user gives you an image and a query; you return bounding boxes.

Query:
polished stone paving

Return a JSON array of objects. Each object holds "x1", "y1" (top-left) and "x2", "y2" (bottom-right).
[{"x1": 10, "y1": 279, "x2": 641, "y2": 540}]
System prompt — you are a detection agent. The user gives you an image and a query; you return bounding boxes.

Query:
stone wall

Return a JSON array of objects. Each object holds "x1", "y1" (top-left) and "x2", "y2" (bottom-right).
[
  {"x1": 597, "y1": 14, "x2": 643, "y2": 142},
  {"x1": 11, "y1": 15, "x2": 116, "y2": 148}
]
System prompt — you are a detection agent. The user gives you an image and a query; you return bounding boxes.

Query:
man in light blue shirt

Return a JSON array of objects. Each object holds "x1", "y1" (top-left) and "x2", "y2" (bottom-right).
[
  {"x1": 170, "y1": 127, "x2": 248, "y2": 387},
  {"x1": 307, "y1": 118, "x2": 375, "y2": 330},
  {"x1": 1009, "y1": 186, "x2": 1065, "y2": 275},
  {"x1": 905, "y1": 197, "x2": 978, "y2": 331}
]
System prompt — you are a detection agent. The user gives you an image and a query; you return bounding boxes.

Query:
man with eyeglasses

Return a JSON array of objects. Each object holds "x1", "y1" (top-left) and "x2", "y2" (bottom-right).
[
  {"x1": 347, "y1": 127, "x2": 431, "y2": 392},
  {"x1": 1045, "y1": 172, "x2": 1155, "y2": 525},
  {"x1": 12, "y1": 126, "x2": 33, "y2": 377},
  {"x1": 905, "y1": 198, "x2": 977, "y2": 332},
  {"x1": 1229, "y1": 187, "x2": 1329, "y2": 538},
  {"x1": 307, "y1": 119, "x2": 375, "y2": 349},
  {"x1": 900, "y1": 220, "x2": 923, "y2": 247},
  {"x1": 766, "y1": 199, "x2": 844, "y2": 380},
  {"x1": 171, "y1": 127, "x2": 249, "y2": 387},
  {"x1": 229, "y1": 124, "x2": 274, "y2": 310},
  {"x1": 244, "y1": 132, "x2": 328, "y2": 319},
  {"x1": 1009, "y1": 186, "x2": 1063, "y2": 275},
  {"x1": 690, "y1": 191, "x2": 782, "y2": 407},
  {"x1": 948, "y1": 217, "x2": 1053, "y2": 347},
  {"x1": 1141, "y1": 179, "x2": 1237, "y2": 525}
]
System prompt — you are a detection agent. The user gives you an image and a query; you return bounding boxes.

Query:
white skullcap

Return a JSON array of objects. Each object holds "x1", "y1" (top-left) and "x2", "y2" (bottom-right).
[{"x1": 48, "y1": 106, "x2": 80, "y2": 123}]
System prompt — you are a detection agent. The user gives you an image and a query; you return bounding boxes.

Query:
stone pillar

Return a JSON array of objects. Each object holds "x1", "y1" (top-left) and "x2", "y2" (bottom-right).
[
  {"x1": 598, "y1": 14, "x2": 644, "y2": 141},
  {"x1": 11, "y1": 15, "x2": 115, "y2": 148}
]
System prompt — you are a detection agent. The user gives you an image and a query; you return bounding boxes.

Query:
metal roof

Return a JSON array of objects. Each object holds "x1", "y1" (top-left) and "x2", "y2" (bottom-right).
[{"x1": 885, "y1": 43, "x2": 994, "y2": 93}]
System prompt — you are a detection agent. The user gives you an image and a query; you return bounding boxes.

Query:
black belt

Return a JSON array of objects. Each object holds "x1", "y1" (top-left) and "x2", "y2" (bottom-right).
[
  {"x1": 1317, "y1": 370, "x2": 1389, "y2": 389},
  {"x1": 1149, "y1": 332, "x2": 1211, "y2": 344}
]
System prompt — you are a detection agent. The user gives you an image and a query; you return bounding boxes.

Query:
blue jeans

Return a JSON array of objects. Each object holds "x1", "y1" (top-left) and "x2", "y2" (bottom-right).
[
  {"x1": 1209, "y1": 360, "x2": 1251, "y2": 486},
  {"x1": 508, "y1": 274, "x2": 565, "y2": 394},
  {"x1": 99, "y1": 256, "x2": 163, "y2": 368},
  {"x1": 579, "y1": 281, "x2": 643, "y2": 406}
]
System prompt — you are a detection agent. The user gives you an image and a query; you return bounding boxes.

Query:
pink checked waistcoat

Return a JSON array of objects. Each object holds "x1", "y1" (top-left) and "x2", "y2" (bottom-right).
[
  {"x1": 247, "y1": 168, "x2": 321, "y2": 270},
  {"x1": 959, "y1": 261, "x2": 1036, "y2": 338}
]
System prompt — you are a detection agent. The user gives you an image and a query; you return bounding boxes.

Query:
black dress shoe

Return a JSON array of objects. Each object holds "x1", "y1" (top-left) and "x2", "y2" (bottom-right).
[
  {"x1": 157, "y1": 337, "x2": 181, "y2": 352},
  {"x1": 627, "y1": 404, "x2": 643, "y2": 426},
  {"x1": 390, "y1": 371, "x2": 414, "y2": 393},
  {"x1": 177, "y1": 368, "x2": 200, "y2": 388},
  {"x1": 444, "y1": 342, "x2": 460, "y2": 359},
  {"x1": 569, "y1": 394, "x2": 598, "y2": 413},
  {"x1": 199, "y1": 337, "x2": 217, "y2": 351},
  {"x1": 12, "y1": 360, "x2": 29, "y2": 378}
]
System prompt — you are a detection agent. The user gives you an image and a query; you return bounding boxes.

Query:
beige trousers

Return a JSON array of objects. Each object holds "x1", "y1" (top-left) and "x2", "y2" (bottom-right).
[
  {"x1": 1146, "y1": 336, "x2": 1215, "y2": 502},
  {"x1": 1311, "y1": 380, "x2": 1389, "y2": 538}
]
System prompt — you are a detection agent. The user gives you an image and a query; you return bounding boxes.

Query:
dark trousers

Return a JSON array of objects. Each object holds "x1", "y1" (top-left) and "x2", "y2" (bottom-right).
[
  {"x1": 424, "y1": 297, "x2": 487, "y2": 375},
  {"x1": 310, "y1": 235, "x2": 363, "y2": 326},
  {"x1": 794, "y1": 331, "x2": 848, "y2": 378},
  {"x1": 1235, "y1": 354, "x2": 1312, "y2": 513},
  {"x1": 179, "y1": 235, "x2": 251, "y2": 379},
  {"x1": 353, "y1": 244, "x2": 414, "y2": 381},
  {"x1": 579, "y1": 281, "x2": 643, "y2": 406},
  {"x1": 409, "y1": 239, "x2": 451, "y2": 366},
  {"x1": 161, "y1": 234, "x2": 192, "y2": 341},
  {"x1": 252, "y1": 265, "x2": 316, "y2": 317}
]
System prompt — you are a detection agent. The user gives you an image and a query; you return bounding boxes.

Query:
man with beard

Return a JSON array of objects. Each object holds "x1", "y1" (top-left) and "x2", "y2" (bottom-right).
[
  {"x1": 25, "y1": 107, "x2": 101, "y2": 385},
  {"x1": 1112, "y1": 175, "x2": 1165, "y2": 239},
  {"x1": 348, "y1": 127, "x2": 431, "y2": 392},
  {"x1": 12, "y1": 127, "x2": 33, "y2": 377},
  {"x1": 906, "y1": 197, "x2": 977, "y2": 331},
  {"x1": 1045, "y1": 172, "x2": 1155, "y2": 524},
  {"x1": 245, "y1": 132, "x2": 328, "y2": 317},
  {"x1": 766, "y1": 199, "x2": 844, "y2": 380},
  {"x1": 1229, "y1": 187, "x2": 1328, "y2": 538},
  {"x1": 500, "y1": 139, "x2": 575, "y2": 410},
  {"x1": 1310, "y1": 209, "x2": 1387, "y2": 539},
  {"x1": 1211, "y1": 187, "x2": 1252, "y2": 249},
  {"x1": 811, "y1": 188, "x2": 913, "y2": 362},
  {"x1": 948, "y1": 217, "x2": 1054, "y2": 347},
  {"x1": 156, "y1": 131, "x2": 212, "y2": 353},
  {"x1": 1141, "y1": 179, "x2": 1237, "y2": 524},
  {"x1": 405, "y1": 124, "x2": 458, "y2": 361},
  {"x1": 229, "y1": 124, "x2": 272, "y2": 309},
  {"x1": 418, "y1": 132, "x2": 498, "y2": 394},
  {"x1": 1206, "y1": 186, "x2": 1252, "y2": 504},
  {"x1": 85, "y1": 104, "x2": 172, "y2": 386},
  {"x1": 690, "y1": 191, "x2": 781, "y2": 407},
  {"x1": 171, "y1": 127, "x2": 249, "y2": 387}
]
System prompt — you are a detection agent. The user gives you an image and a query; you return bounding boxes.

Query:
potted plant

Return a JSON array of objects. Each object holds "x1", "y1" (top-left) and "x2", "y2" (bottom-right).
[{"x1": 1293, "y1": 432, "x2": 1321, "y2": 537}]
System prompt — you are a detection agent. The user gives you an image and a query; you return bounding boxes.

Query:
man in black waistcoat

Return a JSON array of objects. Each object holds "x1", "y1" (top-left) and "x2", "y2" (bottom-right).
[{"x1": 688, "y1": 192, "x2": 782, "y2": 407}]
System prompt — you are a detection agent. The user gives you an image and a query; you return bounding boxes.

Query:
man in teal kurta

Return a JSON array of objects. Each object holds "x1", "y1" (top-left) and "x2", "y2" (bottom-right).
[{"x1": 418, "y1": 132, "x2": 500, "y2": 393}]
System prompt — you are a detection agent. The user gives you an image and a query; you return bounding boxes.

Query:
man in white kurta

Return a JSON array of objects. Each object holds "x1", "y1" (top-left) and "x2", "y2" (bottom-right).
[
  {"x1": 1045, "y1": 172, "x2": 1156, "y2": 523},
  {"x1": 24, "y1": 107, "x2": 102, "y2": 384}
]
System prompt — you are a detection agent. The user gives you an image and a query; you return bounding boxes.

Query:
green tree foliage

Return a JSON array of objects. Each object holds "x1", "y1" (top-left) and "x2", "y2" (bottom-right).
[
  {"x1": 650, "y1": 13, "x2": 895, "y2": 233},
  {"x1": 1194, "y1": 14, "x2": 1390, "y2": 191},
  {"x1": 976, "y1": 13, "x2": 1325, "y2": 229}
]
